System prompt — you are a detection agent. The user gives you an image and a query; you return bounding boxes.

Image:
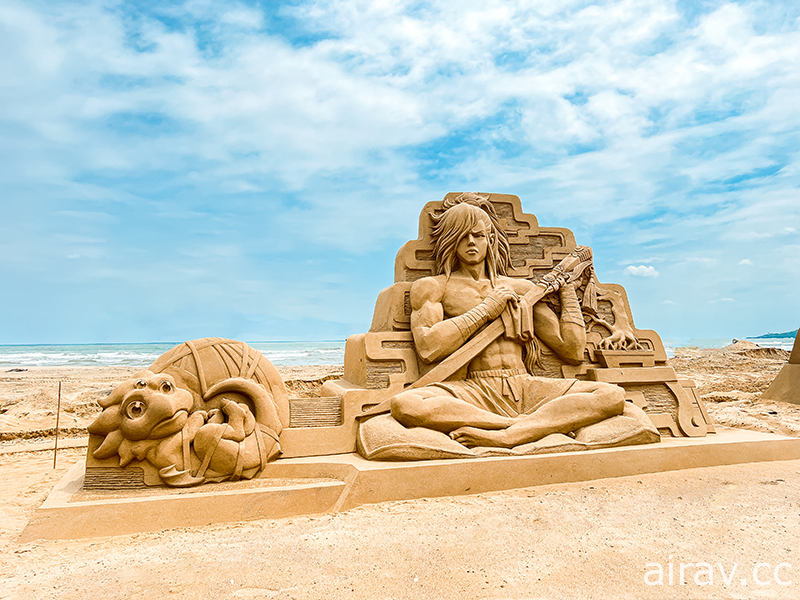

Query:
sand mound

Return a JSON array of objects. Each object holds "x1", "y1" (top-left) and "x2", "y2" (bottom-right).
[
  {"x1": 738, "y1": 347, "x2": 791, "y2": 360},
  {"x1": 721, "y1": 339, "x2": 761, "y2": 352},
  {"x1": 718, "y1": 340, "x2": 790, "y2": 360}
]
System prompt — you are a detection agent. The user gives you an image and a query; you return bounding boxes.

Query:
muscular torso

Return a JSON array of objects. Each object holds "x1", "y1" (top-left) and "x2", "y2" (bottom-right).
[
  {"x1": 412, "y1": 273, "x2": 537, "y2": 373},
  {"x1": 443, "y1": 275, "x2": 530, "y2": 371}
]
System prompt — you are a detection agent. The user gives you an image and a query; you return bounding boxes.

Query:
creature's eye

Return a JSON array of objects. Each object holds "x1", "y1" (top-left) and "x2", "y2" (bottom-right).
[
  {"x1": 160, "y1": 380, "x2": 174, "y2": 393},
  {"x1": 126, "y1": 400, "x2": 146, "y2": 419},
  {"x1": 134, "y1": 380, "x2": 147, "y2": 389}
]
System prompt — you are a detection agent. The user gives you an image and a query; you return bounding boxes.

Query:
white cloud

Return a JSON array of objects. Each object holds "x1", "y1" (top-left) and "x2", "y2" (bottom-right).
[
  {"x1": 738, "y1": 258, "x2": 753, "y2": 265},
  {"x1": 625, "y1": 265, "x2": 659, "y2": 277}
]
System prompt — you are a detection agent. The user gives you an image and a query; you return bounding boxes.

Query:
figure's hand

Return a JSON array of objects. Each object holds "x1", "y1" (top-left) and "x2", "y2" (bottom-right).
[
  {"x1": 540, "y1": 246, "x2": 593, "y2": 292},
  {"x1": 484, "y1": 285, "x2": 520, "y2": 318},
  {"x1": 598, "y1": 329, "x2": 644, "y2": 351},
  {"x1": 539, "y1": 270, "x2": 569, "y2": 292}
]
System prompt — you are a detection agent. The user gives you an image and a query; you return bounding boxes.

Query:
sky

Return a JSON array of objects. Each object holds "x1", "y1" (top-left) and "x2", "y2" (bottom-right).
[{"x1": 1, "y1": 0, "x2": 798, "y2": 345}]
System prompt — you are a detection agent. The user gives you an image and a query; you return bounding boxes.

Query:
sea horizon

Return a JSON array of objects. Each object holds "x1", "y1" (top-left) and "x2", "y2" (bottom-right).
[
  {"x1": 0, "y1": 340, "x2": 347, "y2": 368},
  {"x1": 0, "y1": 335, "x2": 795, "y2": 368}
]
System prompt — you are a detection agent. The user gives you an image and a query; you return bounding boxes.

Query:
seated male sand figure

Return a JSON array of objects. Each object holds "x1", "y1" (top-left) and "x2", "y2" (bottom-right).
[{"x1": 389, "y1": 194, "x2": 626, "y2": 448}]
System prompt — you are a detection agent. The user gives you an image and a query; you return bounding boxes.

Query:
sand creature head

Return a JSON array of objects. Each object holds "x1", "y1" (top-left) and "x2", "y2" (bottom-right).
[{"x1": 88, "y1": 371, "x2": 194, "y2": 462}]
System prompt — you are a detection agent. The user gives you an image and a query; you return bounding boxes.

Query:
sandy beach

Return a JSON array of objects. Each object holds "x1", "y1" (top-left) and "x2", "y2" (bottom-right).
[{"x1": 2, "y1": 344, "x2": 799, "y2": 600}]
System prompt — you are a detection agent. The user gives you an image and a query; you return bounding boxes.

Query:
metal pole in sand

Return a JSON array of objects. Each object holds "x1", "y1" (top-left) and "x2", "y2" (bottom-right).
[{"x1": 53, "y1": 381, "x2": 61, "y2": 469}]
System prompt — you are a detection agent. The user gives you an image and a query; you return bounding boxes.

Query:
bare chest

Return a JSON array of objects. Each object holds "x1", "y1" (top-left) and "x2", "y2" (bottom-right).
[{"x1": 441, "y1": 279, "x2": 493, "y2": 318}]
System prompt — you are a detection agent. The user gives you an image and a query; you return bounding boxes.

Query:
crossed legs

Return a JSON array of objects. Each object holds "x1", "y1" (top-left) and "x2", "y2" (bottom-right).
[
  {"x1": 390, "y1": 380, "x2": 625, "y2": 448},
  {"x1": 390, "y1": 387, "x2": 516, "y2": 433}
]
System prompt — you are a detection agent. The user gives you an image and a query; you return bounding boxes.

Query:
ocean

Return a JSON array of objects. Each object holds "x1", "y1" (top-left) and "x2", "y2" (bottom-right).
[
  {"x1": 0, "y1": 341, "x2": 346, "y2": 368},
  {"x1": 0, "y1": 337, "x2": 794, "y2": 368}
]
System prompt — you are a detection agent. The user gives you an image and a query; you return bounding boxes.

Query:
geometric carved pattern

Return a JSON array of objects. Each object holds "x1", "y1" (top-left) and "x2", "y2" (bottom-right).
[
  {"x1": 382, "y1": 340, "x2": 415, "y2": 350},
  {"x1": 365, "y1": 361, "x2": 404, "y2": 389},
  {"x1": 83, "y1": 467, "x2": 147, "y2": 489},
  {"x1": 406, "y1": 269, "x2": 433, "y2": 282},
  {"x1": 509, "y1": 233, "x2": 565, "y2": 267},
  {"x1": 625, "y1": 383, "x2": 679, "y2": 420},
  {"x1": 289, "y1": 397, "x2": 343, "y2": 428}
]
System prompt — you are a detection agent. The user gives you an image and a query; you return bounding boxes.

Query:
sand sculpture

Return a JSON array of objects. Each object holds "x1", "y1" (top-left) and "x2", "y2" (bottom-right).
[
  {"x1": 760, "y1": 329, "x2": 800, "y2": 405},
  {"x1": 85, "y1": 192, "x2": 714, "y2": 487},
  {"x1": 86, "y1": 339, "x2": 287, "y2": 487}
]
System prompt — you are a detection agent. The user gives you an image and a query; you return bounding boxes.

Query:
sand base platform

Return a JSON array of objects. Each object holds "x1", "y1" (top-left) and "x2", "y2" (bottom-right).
[{"x1": 20, "y1": 427, "x2": 800, "y2": 542}]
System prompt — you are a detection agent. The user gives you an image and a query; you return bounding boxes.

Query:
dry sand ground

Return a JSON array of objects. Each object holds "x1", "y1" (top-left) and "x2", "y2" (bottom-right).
[{"x1": 1, "y1": 345, "x2": 799, "y2": 600}]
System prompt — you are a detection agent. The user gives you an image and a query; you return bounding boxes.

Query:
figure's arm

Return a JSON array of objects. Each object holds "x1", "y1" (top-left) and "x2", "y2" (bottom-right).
[
  {"x1": 410, "y1": 278, "x2": 517, "y2": 364},
  {"x1": 532, "y1": 282, "x2": 587, "y2": 365}
]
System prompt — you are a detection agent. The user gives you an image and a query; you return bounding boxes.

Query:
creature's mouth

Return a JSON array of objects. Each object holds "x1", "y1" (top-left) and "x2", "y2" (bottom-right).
[{"x1": 150, "y1": 409, "x2": 190, "y2": 439}]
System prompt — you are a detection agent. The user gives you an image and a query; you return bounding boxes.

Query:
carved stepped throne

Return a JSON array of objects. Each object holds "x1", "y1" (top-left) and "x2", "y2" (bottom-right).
[{"x1": 312, "y1": 193, "x2": 713, "y2": 459}]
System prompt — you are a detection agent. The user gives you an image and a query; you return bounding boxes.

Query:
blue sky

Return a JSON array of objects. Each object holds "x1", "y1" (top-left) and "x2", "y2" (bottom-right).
[{"x1": 1, "y1": 0, "x2": 798, "y2": 344}]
